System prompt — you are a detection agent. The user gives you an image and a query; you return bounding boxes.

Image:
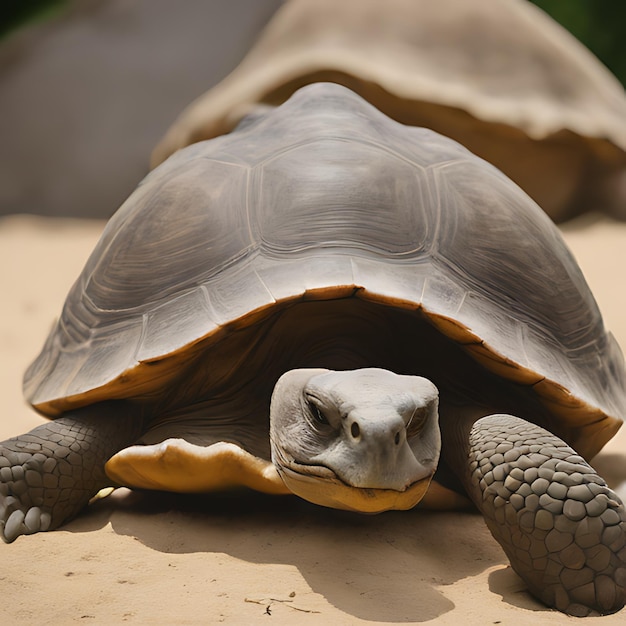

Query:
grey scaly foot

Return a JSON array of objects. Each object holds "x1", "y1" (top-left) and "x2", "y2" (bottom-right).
[
  {"x1": 0, "y1": 402, "x2": 143, "y2": 542},
  {"x1": 466, "y1": 414, "x2": 626, "y2": 616}
]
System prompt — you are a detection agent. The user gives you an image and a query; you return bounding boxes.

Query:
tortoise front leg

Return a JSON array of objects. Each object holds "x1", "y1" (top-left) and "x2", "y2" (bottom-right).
[
  {"x1": 460, "y1": 414, "x2": 626, "y2": 616},
  {"x1": 0, "y1": 402, "x2": 144, "y2": 543}
]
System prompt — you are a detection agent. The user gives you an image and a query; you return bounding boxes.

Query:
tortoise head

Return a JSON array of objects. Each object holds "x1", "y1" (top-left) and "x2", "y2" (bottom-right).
[{"x1": 270, "y1": 368, "x2": 440, "y2": 513}]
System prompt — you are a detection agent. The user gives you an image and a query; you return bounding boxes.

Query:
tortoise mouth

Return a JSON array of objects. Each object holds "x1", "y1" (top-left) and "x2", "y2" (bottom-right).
[{"x1": 277, "y1": 459, "x2": 435, "y2": 513}]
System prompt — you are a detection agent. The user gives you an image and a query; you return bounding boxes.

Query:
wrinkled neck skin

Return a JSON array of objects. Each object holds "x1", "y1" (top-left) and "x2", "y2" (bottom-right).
[{"x1": 436, "y1": 399, "x2": 493, "y2": 488}]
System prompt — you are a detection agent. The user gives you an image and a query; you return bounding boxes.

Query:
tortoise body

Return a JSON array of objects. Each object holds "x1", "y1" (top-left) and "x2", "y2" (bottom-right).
[
  {"x1": 1, "y1": 83, "x2": 625, "y2": 615},
  {"x1": 27, "y1": 83, "x2": 623, "y2": 459}
]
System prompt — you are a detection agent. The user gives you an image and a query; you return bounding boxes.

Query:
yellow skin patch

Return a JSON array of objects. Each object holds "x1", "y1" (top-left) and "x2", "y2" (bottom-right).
[
  {"x1": 104, "y1": 439, "x2": 461, "y2": 513},
  {"x1": 278, "y1": 465, "x2": 434, "y2": 513},
  {"x1": 105, "y1": 440, "x2": 290, "y2": 495}
]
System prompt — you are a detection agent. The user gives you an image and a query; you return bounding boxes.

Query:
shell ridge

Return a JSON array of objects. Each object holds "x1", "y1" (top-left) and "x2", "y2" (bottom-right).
[
  {"x1": 250, "y1": 268, "x2": 278, "y2": 304},
  {"x1": 245, "y1": 166, "x2": 255, "y2": 247},
  {"x1": 135, "y1": 313, "x2": 151, "y2": 363}
]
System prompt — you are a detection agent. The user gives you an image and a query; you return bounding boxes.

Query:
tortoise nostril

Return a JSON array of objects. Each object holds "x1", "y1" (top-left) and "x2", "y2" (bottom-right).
[
  {"x1": 350, "y1": 422, "x2": 360, "y2": 439},
  {"x1": 394, "y1": 431, "x2": 400, "y2": 445}
]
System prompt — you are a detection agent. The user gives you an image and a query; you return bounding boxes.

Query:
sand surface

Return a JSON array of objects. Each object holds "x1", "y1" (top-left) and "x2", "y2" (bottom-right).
[{"x1": 1, "y1": 214, "x2": 625, "y2": 625}]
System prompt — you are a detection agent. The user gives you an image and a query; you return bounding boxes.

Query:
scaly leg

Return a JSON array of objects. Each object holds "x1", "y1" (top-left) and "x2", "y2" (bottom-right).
[
  {"x1": 0, "y1": 402, "x2": 144, "y2": 542},
  {"x1": 455, "y1": 414, "x2": 626, "y2": 616}
]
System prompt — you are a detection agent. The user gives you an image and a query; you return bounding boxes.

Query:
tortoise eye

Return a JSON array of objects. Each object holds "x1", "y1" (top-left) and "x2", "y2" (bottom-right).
[{"x1": 307, "y1": 400, "x2": 329, "y2": 425}]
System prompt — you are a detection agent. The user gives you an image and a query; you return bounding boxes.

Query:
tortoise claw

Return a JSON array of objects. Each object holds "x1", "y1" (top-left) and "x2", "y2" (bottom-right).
[
  {"x1": 0, "y1": 502, "x2": 52, "y2": 543},
  {"x1": 0, "y1": 453, "x2": 53, "y2": 543},
  {"x1": 0, "y1": 493, "x2": 47, "y2": 542},
  {"x1": 3, "y1": 509, "x2": 26, "y2": 543}
]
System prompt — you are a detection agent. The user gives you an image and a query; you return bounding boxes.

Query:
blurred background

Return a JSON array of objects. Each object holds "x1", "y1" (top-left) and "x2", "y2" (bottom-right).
[
  {"x1": 529, "y1": 0, "x2": 626, "y2": 87},
  {"x1": 0, "y1": 0, "x2": 625, "y2": 219},
  {"x1": 0, "y1": 0, "x2": 282, "y2": 218},
  {"x1": 3, "y1": 1, "x2": 624, "y2": 84}
]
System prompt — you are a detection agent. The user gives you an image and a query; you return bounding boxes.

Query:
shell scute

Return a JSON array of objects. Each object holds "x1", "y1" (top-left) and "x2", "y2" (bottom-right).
[
  {"x1": 252, "y1": 138, "x2": 435, "y2": 260},
  {"x1": 136, "y1": 288, "x2": 219, "y2": 363}
]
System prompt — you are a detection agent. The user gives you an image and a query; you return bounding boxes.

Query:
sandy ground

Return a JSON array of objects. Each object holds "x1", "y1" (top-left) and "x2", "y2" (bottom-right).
[{"x1": 1, "y1": 214, "x2": 625, "y2": 625}]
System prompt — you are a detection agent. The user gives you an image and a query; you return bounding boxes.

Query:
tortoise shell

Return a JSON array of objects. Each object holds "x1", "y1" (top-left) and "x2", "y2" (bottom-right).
[
  {"x1": 151, "y1": 0, "x2": 626, "y2": 222},
  {"x1": 25, "y1": 83, "x2": 624, "y2": 462}
]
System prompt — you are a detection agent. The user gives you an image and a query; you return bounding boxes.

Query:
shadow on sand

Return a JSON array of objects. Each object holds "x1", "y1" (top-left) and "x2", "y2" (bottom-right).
[{"x1": 64, "y1": 487, "x2": 550, "y2": 622}]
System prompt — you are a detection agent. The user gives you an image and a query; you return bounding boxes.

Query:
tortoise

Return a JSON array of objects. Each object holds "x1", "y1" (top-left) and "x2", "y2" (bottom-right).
[
  {"x1": 151, "y1": 0, "x2": 626, "y2": 223},
  {"x1": 1, "y1": 82, "x2": 625, "y2": 616}
]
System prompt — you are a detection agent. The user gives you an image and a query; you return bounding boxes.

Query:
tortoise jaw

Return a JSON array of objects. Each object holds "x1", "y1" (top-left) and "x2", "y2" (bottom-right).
[{"x1": 277, "y1": 460, "x2": 435, "y2": 513}]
